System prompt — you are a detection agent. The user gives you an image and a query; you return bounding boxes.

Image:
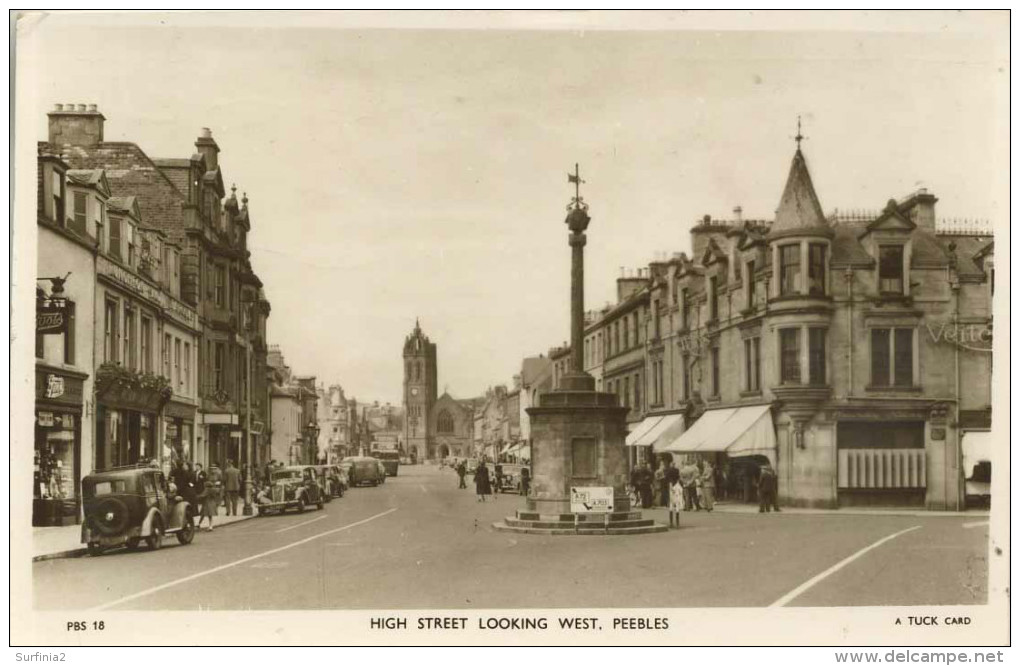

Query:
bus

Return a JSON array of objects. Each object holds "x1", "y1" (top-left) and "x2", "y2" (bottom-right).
[{"x1": 371, "y1": 450, "x2": 401, "y2": 477}]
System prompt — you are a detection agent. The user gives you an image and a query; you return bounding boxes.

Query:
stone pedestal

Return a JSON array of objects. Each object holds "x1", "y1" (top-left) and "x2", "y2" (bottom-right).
[{"x1": 493, "y1": 385, "x2": 667, "y2": 535}]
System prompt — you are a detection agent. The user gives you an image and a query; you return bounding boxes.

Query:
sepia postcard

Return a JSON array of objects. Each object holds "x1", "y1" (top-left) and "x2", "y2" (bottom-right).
[{"x1": 9, "y1": 10, "x2": 1010, "y2": 650}]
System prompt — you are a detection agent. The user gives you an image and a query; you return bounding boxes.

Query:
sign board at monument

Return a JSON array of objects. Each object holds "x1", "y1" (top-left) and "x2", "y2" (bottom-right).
[{"x1": 570, "y1": 486, "x2": 613, "y2": 513}]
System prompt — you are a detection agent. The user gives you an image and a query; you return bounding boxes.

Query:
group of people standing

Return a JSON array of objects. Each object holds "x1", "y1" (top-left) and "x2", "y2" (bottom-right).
[
  {"x1": 168, "y1": 459, "x2": 245, "y2": 531},
  {"x1": 453, "y1": 459, "x2": 531, "y2": 501}
]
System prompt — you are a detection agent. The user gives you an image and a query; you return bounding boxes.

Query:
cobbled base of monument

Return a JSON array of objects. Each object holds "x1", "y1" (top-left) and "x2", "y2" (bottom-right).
[{"x1": 492, "y1": 510, "x2": 668, "y2": 535}]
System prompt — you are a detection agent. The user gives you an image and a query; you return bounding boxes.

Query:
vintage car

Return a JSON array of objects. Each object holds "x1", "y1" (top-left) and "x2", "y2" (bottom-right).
[
  {"x1": 258, "y1": 466, "x2": 324, "y2": 514},
  {"x1": 313, "y1": 465, "x2": 345, "y2": 499},
  {"x1": 371, "y1": 450, "x2": 400, "y2": 477},
  {"x1": 340, "y1": 456, "x2": 384, "y2": 487},
  {"x1": 81, "y1": 465, "x2": 196, "y2": 556}
]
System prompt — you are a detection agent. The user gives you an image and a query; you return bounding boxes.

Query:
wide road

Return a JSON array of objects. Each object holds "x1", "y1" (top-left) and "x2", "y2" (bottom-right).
[{"x1": 34, "y1": 465, "x2": 989, "y2": 610}]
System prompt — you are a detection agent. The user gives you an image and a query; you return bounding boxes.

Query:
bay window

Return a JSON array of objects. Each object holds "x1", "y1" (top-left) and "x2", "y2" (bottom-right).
[
  {"x1": 779, "y1": 244, "x2": 800, "y2": 295},
  {"x1": 779, "y1": 328, "x2": 801, "y2": 384},
  {"x1": 808, "y1": 244, "x2": 827, "y2": 295}
]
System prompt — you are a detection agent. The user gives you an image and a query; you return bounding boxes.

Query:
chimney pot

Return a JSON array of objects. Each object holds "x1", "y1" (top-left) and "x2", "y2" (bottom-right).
[
  {"x1": 201, "y1": 127, "x2": 212, "y2": 139},
  {"x1": 88, "y1": 104, "x2": 97, "y2": 112},
  {"x1": 703, "y1": 214, "x2": 711, "y2": 224},
  {"x1": 54, "y1": 103, "x2": 63, "y2": 111},
  {"x1": 77, "y1": 104, "x2": 86, "y2": 112}
]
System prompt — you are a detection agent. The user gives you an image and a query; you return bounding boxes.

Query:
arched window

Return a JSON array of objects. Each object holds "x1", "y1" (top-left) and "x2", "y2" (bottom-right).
[
  {"x1": 406, "y1": 361, "x2": 412, "y2": 379},
  {"x1": 438, "y1": 410, "x2": 454, "y2": 434},
  {"x1": 417, "y1": 361, "x2": 423, "y2": 381}
]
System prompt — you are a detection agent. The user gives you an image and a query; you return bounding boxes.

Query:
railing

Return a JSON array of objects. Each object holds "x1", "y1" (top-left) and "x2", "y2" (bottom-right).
[{"x1": 837, "y1": 448, "x2": 926, "y2": 488}]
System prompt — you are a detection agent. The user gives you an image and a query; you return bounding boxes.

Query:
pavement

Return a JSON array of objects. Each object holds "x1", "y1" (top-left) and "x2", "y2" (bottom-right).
[
  {"x1": 32, "y1": 510, "x2": 257, "y2": 561},
  {"x1": 32, "y1": 465, "x2": 991, "y2": 610}
]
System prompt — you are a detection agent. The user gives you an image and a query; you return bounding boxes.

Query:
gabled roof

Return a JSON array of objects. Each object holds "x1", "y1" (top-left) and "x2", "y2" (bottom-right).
[
  {"x1": 107, "y1": 195, "x2": 141, "y2": 220},
  {"x1": 66, "y1": 168, "x2": 112, "y2": 198},
  {"x1": 769, "y1": 148, "x2": 831, "y2": 238},
  {"x1": 520, "y1": 356, "x2": 552, "y2": 387},
  {"x1": 861, "y1": 200, "x2": 917, "y2": 237},
  {"x1": 700, "y1": 237, "x2": 728, "y2": 266}
]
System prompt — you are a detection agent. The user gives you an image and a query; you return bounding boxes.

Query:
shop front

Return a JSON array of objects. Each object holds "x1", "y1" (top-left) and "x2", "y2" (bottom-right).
[
  {"x1": 93, "y1": 363, "x2": 171, "y2": 470},
  {"x1": 163, "y1": 399, "x2": 196, "y2": 472},
  {"x1": 33, "y1": 366, "x2": 87, "y2": 526}
]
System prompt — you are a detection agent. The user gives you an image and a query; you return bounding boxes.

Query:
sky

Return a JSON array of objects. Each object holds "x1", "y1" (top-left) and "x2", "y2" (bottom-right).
[{"x1": 16, "y1": 11, "x2": 1008, "y2": 405}]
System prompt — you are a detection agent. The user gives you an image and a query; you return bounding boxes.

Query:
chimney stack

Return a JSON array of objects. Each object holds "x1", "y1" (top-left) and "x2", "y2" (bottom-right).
[
  {"x1": 195, "y1": 127, "x2": 220, "y2": 171},
  {"x1": 733, "y1": 206, "x2": 743, "y2": 223},
  {"x1": 47, "y1": 103, "x2": 105, "y2": 147}
]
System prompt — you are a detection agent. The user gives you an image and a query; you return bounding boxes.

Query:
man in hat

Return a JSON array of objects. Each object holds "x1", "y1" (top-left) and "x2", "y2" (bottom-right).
[{"x1": 757, "y1": 463, "x2": 780, "y2": 513}]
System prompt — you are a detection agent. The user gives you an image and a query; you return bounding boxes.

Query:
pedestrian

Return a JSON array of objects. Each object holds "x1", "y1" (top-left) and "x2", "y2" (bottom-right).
[
  {"x1": 678, "y1": 461, "x2": 699, "y2": 511},
  {"x1": 654, "y1": 460, "x2": 667, "y2": 507},
  {"x1": 178, "y1": 461, "x2": 198, "y2": 506},
  {"x1": 519, "y1": 466, "x2": 531, "y2": 497},
  {"x1": 474, "y1": 461, "x2": 492, "y2": 502},
  {"x1": 668, "y1": 472, "x2": 684, "y2": 528},
  {"x1": 193, "y1": 463, "x2": 212, "y2": 531},
  {"x1": 202, "y1": 463, "x2": 223, "y2": 531},
  {"x1": 223, "y1": 459, "x2": 241, "y2": 516},
  {"x1": 701, "y1": 460, "x2": 716, "y2": 512},
  {"x1": 638, "y1": 462, "x2": 654, "y2": 509},
  {"x1": 757, "y1": 464, "x2": 781, "y2": 513},
  {"x1": 494, "y1": 462, "x2": 503, "y2": 495},
  {"x1": 456, "y1": 460, "x2": 467, "y2": 489}
]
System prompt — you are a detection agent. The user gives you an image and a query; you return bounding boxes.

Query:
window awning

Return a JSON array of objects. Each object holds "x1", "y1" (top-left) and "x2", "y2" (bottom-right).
[
  {"x1": 625, "y1": 415, "x2": 664, "y2": 446},
  {"x1": 499, "y1": 442, "x2": 515, "y2": 456},
  {"x1": 662, "y1": 405, "x2": 776, "y2": 464},
  {"x1": 643, "y1": 414, "x2": 686, "y2": 452},
  {"x1": 962, "y1": 431, "x2": 992, "y2": 477}
]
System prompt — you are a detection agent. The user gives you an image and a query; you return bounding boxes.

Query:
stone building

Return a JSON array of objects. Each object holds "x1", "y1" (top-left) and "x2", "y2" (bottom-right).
[
  {"x1": 628, "y1": 143, "x2": 994, "y2": 510},
  {"x1": 43, "y1": 105, "x2": 272, "y2": 473},
  {"x1": 431, "y1": 392, "x2": 474, "y2": 459},
  {"x1": 33, "y1": 151, "x2": 97, "y2": 526}
]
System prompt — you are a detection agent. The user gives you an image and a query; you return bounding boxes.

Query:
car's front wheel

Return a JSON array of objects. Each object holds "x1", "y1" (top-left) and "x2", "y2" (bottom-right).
[
  {"x1": 317, "y1": 498, "x2": 324, "y2": 510},
  {"x1": 297, "y1": 497, "x2": 307, "y2": 513},
  {"x1": 87, "y1": 543, "x2": 103, "y2": 557},
  {"x1": 146, "y1": 522, "x2": 163, "y2": 551},
  {"x1": 176, "y1": 516, "x2": 195, "y2": 545}
]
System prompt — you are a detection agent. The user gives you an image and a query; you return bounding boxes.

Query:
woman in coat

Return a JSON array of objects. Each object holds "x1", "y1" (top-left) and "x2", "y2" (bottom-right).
[
  {"x1": 474, "y1": 463, "x2": 492, "y2": 502},
  {"x1": 700, "y1": 460, "x2": 716, "y2": 512}
]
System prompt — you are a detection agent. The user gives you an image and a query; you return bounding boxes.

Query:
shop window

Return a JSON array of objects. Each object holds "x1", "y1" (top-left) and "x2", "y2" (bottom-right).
[
  {"x1": 35, "y1": 413, "x2": 77, "y2": 504},
  {"x1": 744, "y1": 336, "x2": 761, "y2": 392},
  {"x1": 779, "y1": 243, "x2": 800, "y2": 295},
  {"x1": 878, "y1": 245, "x2": 905, "y2": 294},
  {"x1": 870, "y1": 327, "x2": 915, "y2": 387},
  {"x1": 809, "y1": 328, "x2": 827, "y2": 384},
  {"x1": 808, "y1": 244, "x2": 827, "y2": 295},
  {"x1": 779, "y1": 328, "x2": 801, "y2": 384}
]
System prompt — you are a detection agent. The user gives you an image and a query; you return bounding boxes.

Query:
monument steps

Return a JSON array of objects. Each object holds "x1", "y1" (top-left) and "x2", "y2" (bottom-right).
[
  {"x1": 492, "y1": 521, "x2": 669, "y2": 536},
  {"x1": 502, "y1": 516, "x2": 657, "y2": 530}
]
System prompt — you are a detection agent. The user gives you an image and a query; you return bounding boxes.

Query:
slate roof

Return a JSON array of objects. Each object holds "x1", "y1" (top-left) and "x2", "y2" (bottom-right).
[
  {"x1": 42, "y1": 141, "x2": 190, "y2": 246},
  {"x1": 66, "y1": 168, "x2": 104, "y2": 187},
  {"x1": 935, "y1": 234, "x2": 988, "y2": 278},
  {"x1": 520, "y1": 356, "x2": 552, "y2": 387},
  {"x1": 830, "y1": 224, "x2": 875, "y2": 266},
  {"x1": 106, "y1": 195, "x2": 138, "y2": 216},
  {"x1": 770, "y1": 148, "x2": 831, "y2": 236}
]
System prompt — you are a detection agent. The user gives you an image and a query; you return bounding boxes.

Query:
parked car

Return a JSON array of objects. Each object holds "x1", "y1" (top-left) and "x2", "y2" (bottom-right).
[
  {"x1": 257, "y1": 466, "x2": 324, "y2": 514},
  {"x1": 371, "y1": 450, "x2": 400, "y2": 477},
  {"x1": 340, "y1": 456, "x2": 385, "y2": 487},
  {"x1": 314, "y1": 465, "x2": 345, "y2": 498},
  {"x1": 81, "y1": 465, "x2": 196, "y2": 556}
]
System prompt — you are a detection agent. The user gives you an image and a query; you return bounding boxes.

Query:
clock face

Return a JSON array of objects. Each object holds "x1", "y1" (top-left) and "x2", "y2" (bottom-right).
[{"x1": 411, "y1": 388, "x2": 419, "y2": 396}]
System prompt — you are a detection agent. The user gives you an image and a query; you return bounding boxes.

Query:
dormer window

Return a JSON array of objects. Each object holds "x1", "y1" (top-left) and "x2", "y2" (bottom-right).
[
  {"x1": 779, "y1": 244, "x2": 800, "y2": 295},
  {"x1": 109, "y1": 216, "x2": 122, "y2": 260},
  {"x1": 72, "y1": 191, "x2": 87, "y2": 231},
  {"x1": 51, "y1": 171, "x2": 65, "y2": 225},
  {"x1": 878, "y1": 245, "x2": 904, "y2": 294},
  {"x1": 126, "y1": 224, "x2": 136, "y2": 267}
]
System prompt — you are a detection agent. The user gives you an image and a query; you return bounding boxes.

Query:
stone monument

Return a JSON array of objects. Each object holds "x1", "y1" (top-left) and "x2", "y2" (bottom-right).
[{"x1": 494, "y1": 166, "x2": 666, "y2": 535}]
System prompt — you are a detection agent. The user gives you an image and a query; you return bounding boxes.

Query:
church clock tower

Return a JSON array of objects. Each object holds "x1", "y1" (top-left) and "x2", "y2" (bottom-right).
[{"x1": 403, "y1": 319, "x2": 437, "y2": 461}]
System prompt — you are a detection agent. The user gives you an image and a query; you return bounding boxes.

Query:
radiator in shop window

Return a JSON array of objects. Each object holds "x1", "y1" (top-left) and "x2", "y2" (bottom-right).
[{"x1": 837, "y1": 449, "x2": 927, "y2": 488}]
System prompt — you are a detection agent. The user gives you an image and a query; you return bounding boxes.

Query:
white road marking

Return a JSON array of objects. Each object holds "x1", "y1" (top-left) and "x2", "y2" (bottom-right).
[
  {"x1": 962, "y1": 521, "x2": 990, "y2": 529},
  {"x1": 88, "y1": 508, "x2": 397, "y2": 611},
  {"x1": 274, "y1": 514, "x2": 328, "y2": 533},
  {"x1": 769, "y1": 525, "x2": 922, "y2": 607}
]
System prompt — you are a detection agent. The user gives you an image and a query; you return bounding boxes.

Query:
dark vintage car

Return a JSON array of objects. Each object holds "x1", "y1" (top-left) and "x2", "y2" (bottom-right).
[
  {"x1": 371, "y1": 450, "x2": 400, "y2": 477},
  {"x1": 258, "y1": 466, "x2": 325, "y2": 514},
  {"x1": 340, "y1": 456, "x2": 384, "y2": 487},
  {"x1": 81, "y1": 465, "x2": 196, "y2": 556}
]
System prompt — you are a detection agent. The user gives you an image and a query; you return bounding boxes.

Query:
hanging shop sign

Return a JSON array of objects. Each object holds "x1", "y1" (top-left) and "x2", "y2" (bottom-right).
[
  {"x1": 45, "y1": 375, "x2": 65, "y2": 399},
  {"x1": 36, "y1": 305, "x2": 66, "y2": 334},
  {"x1": 35, "y1": 369, "x2": 84, "y2": 407}
]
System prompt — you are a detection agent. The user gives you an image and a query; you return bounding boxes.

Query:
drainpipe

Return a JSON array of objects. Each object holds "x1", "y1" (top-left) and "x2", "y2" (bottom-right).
[
  {"x1": 845, "y1": 266, "x2": 854, "y2": 397},
  {"x1": 951, "y1": 269, "x2": 961, "y2": 511}
]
